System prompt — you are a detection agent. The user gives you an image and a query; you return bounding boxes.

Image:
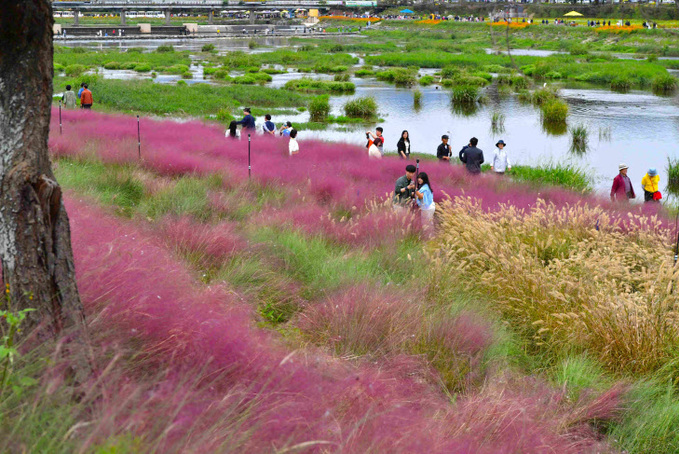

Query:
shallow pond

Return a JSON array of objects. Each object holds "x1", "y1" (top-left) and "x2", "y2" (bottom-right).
[{"x1": 267, "y1": 76, "x2": 679, "y2": 194}]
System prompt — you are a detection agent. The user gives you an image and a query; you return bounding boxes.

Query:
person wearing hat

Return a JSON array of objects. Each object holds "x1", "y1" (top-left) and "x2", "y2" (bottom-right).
[
  {"x1": 393, "y1": 164, "x2": 417, "y2": 210},
  {"x1": 491, "y1": 139, "x2": 511, "y2": 175},
  {"x1": 437, "y1": 135, "x2": 452, "y2": 162},
  {"x1": 610, "y1": 163, "x2": 635, "y2": 203},
  {"x1": 235, "y1": 107, "x2": 256, "y2": 131},
  {"x1": 641, "y1": 168, "x2": 661, "y2": 202}
]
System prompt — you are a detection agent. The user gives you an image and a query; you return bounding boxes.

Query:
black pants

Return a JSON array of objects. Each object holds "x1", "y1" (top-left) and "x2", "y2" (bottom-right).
[
  {"x1": 82, "y1": 104, "x2": 92, "y2": 109},
  {"x1": 644, "y1": 190, "x2": 658, "y2": 202}
]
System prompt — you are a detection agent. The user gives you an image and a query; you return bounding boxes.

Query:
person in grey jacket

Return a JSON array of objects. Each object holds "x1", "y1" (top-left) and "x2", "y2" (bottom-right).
[{"x1": 459, "y1": 137, "x2": 484, "y2": 174}]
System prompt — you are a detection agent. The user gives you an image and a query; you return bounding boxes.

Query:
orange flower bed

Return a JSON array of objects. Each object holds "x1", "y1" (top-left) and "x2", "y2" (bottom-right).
[
  {"x1": 595, "y1": 25, "x2": 642, "y2": 33},
  {"x1": 320, "y1": 16, "x2": 381, "y2": 22},
  {"x1": 417, "y1": 19, "x2": 442, "y2": 25},
  {"x1": 491, "y1": 21, "x2": 530, "y2": 29}
]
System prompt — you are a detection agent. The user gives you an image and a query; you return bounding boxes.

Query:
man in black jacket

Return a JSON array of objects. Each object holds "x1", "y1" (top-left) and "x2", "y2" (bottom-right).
[
  {"x1": 436, "y1": 135, "x2": 452, "y2": 162},
  {"x1": 459, "y1": 137, "x2": 484, "y2": 174}
]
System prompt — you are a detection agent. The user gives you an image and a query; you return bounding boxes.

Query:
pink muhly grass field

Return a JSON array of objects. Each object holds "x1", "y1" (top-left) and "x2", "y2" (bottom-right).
[
  {"x1": 54, "y1": 195, "x2": 623, "y2": 452},
  {"x1": 50, "y1": 109, "x2": 640, "y2": 217}
]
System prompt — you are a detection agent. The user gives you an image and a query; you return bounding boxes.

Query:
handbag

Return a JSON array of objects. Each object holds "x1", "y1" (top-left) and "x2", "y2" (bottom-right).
[{"x1": 653, "y1": 191, "x2": 662, "y2": 201}]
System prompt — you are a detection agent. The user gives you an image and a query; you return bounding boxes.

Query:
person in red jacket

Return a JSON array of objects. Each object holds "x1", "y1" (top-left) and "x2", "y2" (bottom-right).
[
  {"x1": 610, "y1": 163, "x2": 635, "y2": 202},
  {"x1": 80, "y1": 84, "x2": 93, "y2": 109}
]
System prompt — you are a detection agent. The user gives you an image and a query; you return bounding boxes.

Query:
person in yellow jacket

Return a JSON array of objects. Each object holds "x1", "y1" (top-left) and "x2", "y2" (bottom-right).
[{"x1": 641, "y1": 168, "x2": 660, "y2": 202}]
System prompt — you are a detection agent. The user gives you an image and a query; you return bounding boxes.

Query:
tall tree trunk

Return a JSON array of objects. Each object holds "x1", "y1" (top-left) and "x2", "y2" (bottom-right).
[{"x1": 0, "y1": 1, "x2": 90, "y2": 379}]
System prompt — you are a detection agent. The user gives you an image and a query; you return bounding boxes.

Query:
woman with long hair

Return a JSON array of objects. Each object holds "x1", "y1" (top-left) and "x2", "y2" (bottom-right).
[
  {"x1": 415, "y1": 172, "x2": 435, "y2": 228},
  {"x1": 397, "y1": 130, "x2": 411, "y2": 159}
]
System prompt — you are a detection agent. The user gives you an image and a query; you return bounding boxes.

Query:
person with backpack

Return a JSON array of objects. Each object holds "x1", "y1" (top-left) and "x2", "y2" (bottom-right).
[
  {"x1": 262, "y1": 114, "x2": 276, "y2": 136},
  {"x1": 459, "y1": 137, "x2": 484, "y2": 174}
]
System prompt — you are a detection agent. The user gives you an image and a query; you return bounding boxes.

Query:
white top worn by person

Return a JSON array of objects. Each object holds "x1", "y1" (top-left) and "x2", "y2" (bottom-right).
[
  {"x1": 491, "y1": 140, "x2": 511, "y2": 173},
  {"x1": 368, "y1": 137, "x2": 383, "y2": 159},
  {"x1": 288, "y1": 129, "x2": 299, "y2": 156}
]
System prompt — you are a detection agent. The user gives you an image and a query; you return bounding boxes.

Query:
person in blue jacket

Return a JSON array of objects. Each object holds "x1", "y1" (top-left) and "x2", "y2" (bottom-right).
[{"x1": 235, "y1": 107, "x2": 256, "y2": 131}]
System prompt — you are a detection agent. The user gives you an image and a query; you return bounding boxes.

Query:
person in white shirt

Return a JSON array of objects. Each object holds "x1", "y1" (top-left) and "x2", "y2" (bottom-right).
[
  {"x1": 491, "y1": 140, "x2": 511, "y2": 174},
  {"x1": 368, "y1": 137, "x2": 383, "y2": 159},
  {"x1": 288, "y1": 129, "x2": 299, "y2": 156}
]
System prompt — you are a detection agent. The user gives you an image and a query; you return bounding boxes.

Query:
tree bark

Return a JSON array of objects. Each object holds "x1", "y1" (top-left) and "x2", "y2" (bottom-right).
[{"x1": 0, "y1": 1, "x2": 90, "y2": 379}]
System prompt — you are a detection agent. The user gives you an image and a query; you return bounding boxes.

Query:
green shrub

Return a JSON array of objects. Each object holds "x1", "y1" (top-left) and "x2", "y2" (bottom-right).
[
  {"x1": 343, "y1": 96, "x2": 377, "y2": 119},
  {"x1": 65, "y1": 64, "x2": 87, "y2": 77},
  {"x1": 216, "y1": 108, "x2": 235, "y2": 123},
  {"x1": 483, "y1": 64, "x2": 512, "y2": 74},
  {"x1": 451, "y1": 85, "x2": 479, "y2": 104},
  {"x1": 246, "y1": 66, "x2": 261, "y2": 73},
  {"x1": 531, "y1": 87, "x2": 558, "y2": 106},
  {"x1": 413, "y1": 89, "x2": 422, "y2": 106},
  {"x1": 201, "y1": 44, "x2": 216, "y2": 52},
  {"x1": 569, "y1": 43, "x2": 589, "y2": 56},
  {"x1": 54, "y1": 63, "x2": 65, "y2": 73},
  {"x1": 213, "y1": 69, "x2": 230, "y2": 80},
  {"x1": 544, "y1": 71, "x2": 563, "y2": 80},
  {"x1": 354, "y1": 69, "x2": 375, "y2": 77},
  {"x1": 231, "y1": 72, "x2": 272, "y2": 85},
  {"x1": 134, "y1": 63, "x2": 152, "y2": 73},
  {"x1": 497, "y1": 74, "x2": 512, "y2": 85},
  {"x1": 652, "y1": 74, "x2": 677, "y2": 93},
  {"x1": 376, "y1": 68, "x2": 417, "y2": 86},
  {"x1": 667, "y1": 157, "x2": 679, "y2": 196},
  {"x1": 334, "y1": 73, "x2": 350, "y2": 82},
  {"x1": 611, "y1": 75, "x2": 633, "y2": 91},
  {"x1": 284, "y1": 78, "x2": 355, "y2": 94},
  {"x1": 156, "y1": 45, "x2": 174, "y2": 53},
  {"x1": 419, "y1": 75, "x2": 435, "y2": 86},
  {"x1": 441, "y1": 66, "x2": 462, "y2": 79},
  {"x1": 648, "y1": 54, "x2": 659, "y2": 62},
  {"x1": 103, "y1": 61, "x2": 121, "y2": 70},
  {"x1": 309, "y1": 95, "x2": 330, "y2": 122},
  {"x1": 510, "y1": 75, "x2": 528, "y2": 89},
  {"x1": 541, "y1": 99, "x2": 569, "y2": 124},
  {"x1": 176, "y1": 79, "x2": 187, "y2": 86},
  {"x1": 122, "y1": 62, "x2": 138, "y2": 70}
]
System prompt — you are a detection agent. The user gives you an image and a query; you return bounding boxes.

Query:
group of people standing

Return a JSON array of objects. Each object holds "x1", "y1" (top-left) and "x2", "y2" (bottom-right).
[
  {"x1": 61, "y1": 83, "x2": 93, "y2": 109},
  {"x1": 611, "y1": 164, "x2": 662, "y2": 203},
  {"x1": 228, "y1": 108, "x2": 299, "y2": 156}
]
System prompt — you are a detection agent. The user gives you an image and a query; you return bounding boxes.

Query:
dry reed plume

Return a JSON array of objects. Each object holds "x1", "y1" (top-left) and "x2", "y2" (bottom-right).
[{"x1": 431, "y1": 196, "x2": 679, "y2": 375}]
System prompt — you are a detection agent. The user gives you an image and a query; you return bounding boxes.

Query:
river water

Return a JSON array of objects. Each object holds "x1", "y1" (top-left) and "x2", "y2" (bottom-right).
[{"x1": 60, "y1": 37, "x2": 679, "y2": 194}]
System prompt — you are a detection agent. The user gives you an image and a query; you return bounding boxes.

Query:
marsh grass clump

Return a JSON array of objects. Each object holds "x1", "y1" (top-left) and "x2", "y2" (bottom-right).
[
  {"x1": 569, "y1": 124, "x2": 589, "y2": 154},
  {"x1": 666, "y1": 157, "x2": 679, "y2": 196},
  {"x1": 490, "y1": 111, "x2": 505, "y2": 135},
  {"x1": 284, "y1": 78, "x2": 355, "y2": 94},
  {"x1": 652, "y1": 74, "x2": 677, "y2": 94},
  {"x1": 530, "y1": 87, "x2": 558, "y2": 106},
  {"x1": 610, "y1": 75, "x2": 633, "y2": 92},
  {"x1": 541, "y1": 99, "x2": 569, "y2": 124},
  {"x1": 343, "y1": 96, "x2": 377, "y2": 119},
  {"x1": 201, "y1": 44, "x2": 216, "y2": 52},
  {"x1": 599, "y1": 125, "x2": 612, "y2": 142},
  {"x1": 419, "y1": 75, "x2": 435, "y2": 86},
  {"x1": 451, "y1": 85, "x2": 480, "y2": 104},
  {"x1": 155, "y1": 45, "x2": 174, "y2": 53},
  {"x1": 376, "y1": 67, "x2": 418, "y2": 86},
  {"x1": 309, "y1": 95, "x2": 330, "y2": 122},
  {"x1": 413, "y1": 89, "x2": 422, "y2": 107}
]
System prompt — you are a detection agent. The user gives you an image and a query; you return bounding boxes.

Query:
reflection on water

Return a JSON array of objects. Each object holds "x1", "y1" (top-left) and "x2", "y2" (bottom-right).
[{"x1": 60, "y1": 37, "x2": 292, "y2": 53}]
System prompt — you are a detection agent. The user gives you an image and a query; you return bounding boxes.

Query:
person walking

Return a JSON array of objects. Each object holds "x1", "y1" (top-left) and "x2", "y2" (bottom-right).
[
  {"x1": 80, "y1": 84, "x2": 93, "y2": 109},
  {"x1": 262, "y1": 114, "x2": 276, "y2": 136},
  {"x1": 62, "y1": 84, "x2": 77, "y2": 109},
  {"x1": 641, "y1": 168, "x2": 661, "y2": 202},
  {"x1": 610, "y1": 163, "x2": 635, "y2": 202},
  {"x1": 77, "y1": 82, "x2": 85, "y2": 101},
  {"x1": 368, "y1": 137, "x2": 383, "y2": 159},
  {"x1": 436, "y1": 135, "x2": 452, "y2": 162},
  {"x1": 415, "y1": 172, "x2": 435, "y2": 228},
  {"x1": 491, "y1": 139, "x2": 510, "y2": 174},
  {"x1": 235, "y1": 107, "x2": 256, "y2": 131},
  {"x1": 459, "y1": 137, "x2": 484, "y2": 174},
  {"x1": 288, "y1": 129, "x2": 299, "y2": 156},
  {"x1": 393, "y1": 164, "x2": 417, "y2": 210},
  {"x1": 397, "y1": 130, "x2": 411, "y2": 159}
]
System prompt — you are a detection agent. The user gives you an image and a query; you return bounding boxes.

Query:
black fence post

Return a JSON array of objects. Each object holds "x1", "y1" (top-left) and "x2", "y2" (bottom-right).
[
  {"x1": 248, "y1": 134, "x2": 251, "y2": 178},
  {"x1": 137, "y1": 115, "x2": 141, "y2": 160},
  {"x1": 59, "y1": 100, "x2": 63, "y2": 135}
]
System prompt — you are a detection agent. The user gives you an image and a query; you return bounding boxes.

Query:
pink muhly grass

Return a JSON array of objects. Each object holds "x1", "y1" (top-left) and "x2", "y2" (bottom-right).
[
  {"x1": 298, "y1": 286, "x2": 424, "y2": 357},
  {"x1": 156, "y1": 216, "x2": 246, "y2": 268}
]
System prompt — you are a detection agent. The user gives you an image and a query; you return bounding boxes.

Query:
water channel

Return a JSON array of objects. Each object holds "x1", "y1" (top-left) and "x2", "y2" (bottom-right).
[{"x1": 61, "y1": 37, "x2": 679, "y2": 194}]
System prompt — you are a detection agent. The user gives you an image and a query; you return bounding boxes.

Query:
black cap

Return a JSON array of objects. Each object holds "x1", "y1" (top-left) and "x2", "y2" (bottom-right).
[{"x1": 406, "y1": 164, "x2": 416, "y2": 172}]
